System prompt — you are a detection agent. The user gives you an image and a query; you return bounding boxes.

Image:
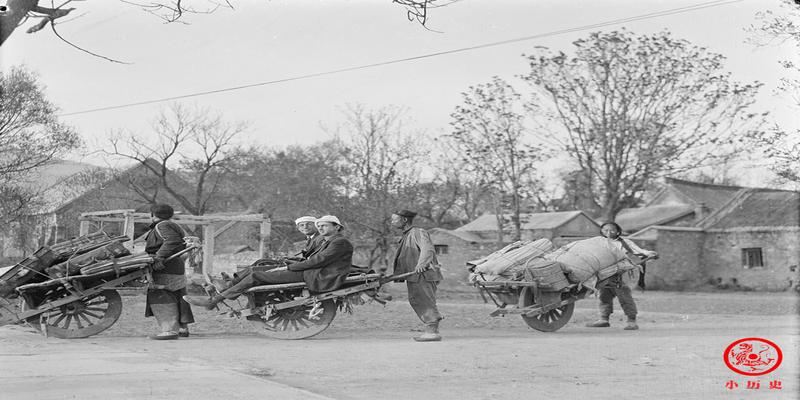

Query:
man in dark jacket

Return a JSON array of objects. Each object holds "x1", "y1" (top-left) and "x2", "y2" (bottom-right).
[
  {"x1": 145, "y1": 203, "x2": 194, "y2": 340},
  {"x1": 184, "y1": 215, "x2": 353, "y2": 309},
  {"x1": 216, "y1": 215, "x2": 322, "y2": 289},
  {"x1": 391, "y1": 209, "x2": 444, "y2": 342}
]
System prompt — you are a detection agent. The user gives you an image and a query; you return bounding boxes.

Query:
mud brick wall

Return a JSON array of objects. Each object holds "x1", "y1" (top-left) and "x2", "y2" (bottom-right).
[
  {"x1": 429, "y1": 233, "x2": 499, "y2": 286},
  {"x1": 646, "y1": 230, "x2": 706, "y2": 290},
  {"x1": 702, "y1": 229, "x2": 800, "y2": 291}
]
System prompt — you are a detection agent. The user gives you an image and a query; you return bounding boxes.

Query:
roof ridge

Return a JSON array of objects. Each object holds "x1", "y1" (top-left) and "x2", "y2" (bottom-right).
[
  {"x1": 697, "y1": 188, "x2": 754, "y2": 229},
  {"x1": 665, "y1": 177, "x2": 744, "y2": 190}
]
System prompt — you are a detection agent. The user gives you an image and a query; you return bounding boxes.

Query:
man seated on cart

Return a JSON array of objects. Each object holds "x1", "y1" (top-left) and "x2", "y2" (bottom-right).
[
  {"x1": 213, "y1": 215, "x2": 324, "y2": 290},
  {"x1": 184, "y1": 215, "x2": 353, "y2": 310}
]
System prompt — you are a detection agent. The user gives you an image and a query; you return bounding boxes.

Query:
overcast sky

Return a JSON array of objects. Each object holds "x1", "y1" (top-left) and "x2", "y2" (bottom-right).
[{"x1": 2, "y1": 0, "x2": 796, "y2": 185}]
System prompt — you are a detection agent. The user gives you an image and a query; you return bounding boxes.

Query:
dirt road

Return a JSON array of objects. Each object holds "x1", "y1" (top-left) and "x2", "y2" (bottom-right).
[{"x1": 2, "y1": 290, "x2": 798, "y2": 400}]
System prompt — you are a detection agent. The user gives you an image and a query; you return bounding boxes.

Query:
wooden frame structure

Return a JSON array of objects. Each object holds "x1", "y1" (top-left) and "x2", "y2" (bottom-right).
[{"x1": 78, "y1": 209, "x2": 271, "y2": 275}]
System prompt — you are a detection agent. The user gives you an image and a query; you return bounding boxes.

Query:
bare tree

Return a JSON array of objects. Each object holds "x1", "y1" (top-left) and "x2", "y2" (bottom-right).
[
  {"x1": 0, "y1": 65, "x2": 81, "y2": 222},
  {"x1": 105, "y1": 103, "x2": 248, "y2": 215},
  {"x1": 0, "y1": 0, "x2": 455, "y2": 48},
  {"x1": 522, "y1": 30, "x2": 765, "y2": 222},
  {"x1": 221, "y1": 141, "x2": 348, "y2": 217},
  {"x1": 746, "y1": 0, "x2": 800, "y2": 184},
  {"x1": 412, "y1": 149, "x2": 492, "y2": 228},
  {"x1": 331, "y1": 104, "x2": 427, "y2": 269},
  {"x1": 448, "y1": 77, "x2": 545, "y2": 243}
]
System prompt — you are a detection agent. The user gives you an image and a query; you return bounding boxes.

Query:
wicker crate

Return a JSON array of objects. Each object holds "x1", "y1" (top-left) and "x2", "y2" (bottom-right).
[{"x1": 524, "y1": 259, "x2": 570, "y2": 291}]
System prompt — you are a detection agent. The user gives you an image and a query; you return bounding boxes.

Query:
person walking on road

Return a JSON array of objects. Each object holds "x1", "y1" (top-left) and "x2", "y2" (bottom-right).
[
  {"x1": 390, "y1": 209, "x2": 444, "y2": 342},
  {"x1": 586, "y1": 222, "x2": 657, "y2": 331},
  {"x1": 144, "y1": 203, "x2": 194, "y2": 340}
]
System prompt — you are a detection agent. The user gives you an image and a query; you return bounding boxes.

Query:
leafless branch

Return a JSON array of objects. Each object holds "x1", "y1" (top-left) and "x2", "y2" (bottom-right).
[{"x1": 49, "y1": 22, "x2": 132, "y2": 64}]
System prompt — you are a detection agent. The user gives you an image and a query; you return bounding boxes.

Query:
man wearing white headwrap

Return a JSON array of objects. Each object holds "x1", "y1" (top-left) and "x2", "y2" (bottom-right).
[
  {"x1": 212, "y1": 215, "x2": 321, "y2": 291},
  {"x1": 294, "y1": 216, "x2": 323, "y2": 259},
  {"x1": 185, "y1": 215, "x2": 353, "y2": 309}
]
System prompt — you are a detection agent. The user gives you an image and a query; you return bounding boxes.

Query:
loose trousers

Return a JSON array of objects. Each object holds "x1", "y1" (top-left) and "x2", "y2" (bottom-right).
[
  {"x1": 221, "y1": 269, "x2": 304, "y2": 300},
  {"x1": 598, "y1": 284, "x2": 637, "y2": 321},
  {"x1": 407, "y1": 279, "x2": 442, "y2": 325},
  {"x1": 145, "y1": 288, "x2": 195, "y2": 333}
]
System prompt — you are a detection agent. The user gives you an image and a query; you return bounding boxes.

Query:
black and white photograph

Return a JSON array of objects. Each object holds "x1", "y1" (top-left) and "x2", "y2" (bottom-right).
[{"x1": 0, "y1": 0, "x2": 798, "y2": 399}]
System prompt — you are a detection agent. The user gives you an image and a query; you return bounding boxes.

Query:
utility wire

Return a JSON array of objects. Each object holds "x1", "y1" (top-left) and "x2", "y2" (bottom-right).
[{"x1": 60, "y1": 0, "x2": 742, "y2": 117}]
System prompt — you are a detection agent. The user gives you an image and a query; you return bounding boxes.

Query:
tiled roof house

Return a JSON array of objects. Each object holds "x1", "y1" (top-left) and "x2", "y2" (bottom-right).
[{"x1": 625, "y1": 179, "x2": 799, "y2": 291}]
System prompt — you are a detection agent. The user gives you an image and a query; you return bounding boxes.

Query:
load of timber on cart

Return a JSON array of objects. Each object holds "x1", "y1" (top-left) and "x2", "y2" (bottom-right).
[
  {"x1": 467, "y1": 237, "x2": 639, "y2": 291},
  {"x1": 0, "y1": 231, "x2": 153, "y2": 301}
]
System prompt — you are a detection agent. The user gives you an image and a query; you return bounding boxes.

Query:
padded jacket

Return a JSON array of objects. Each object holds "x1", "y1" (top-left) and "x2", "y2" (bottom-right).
[
  {"x1": 288, "y1": 233, "x2": 353, "y2": 292},
  {"x1": 145, "y1": 220, "x2": 186, "y2": 275}
]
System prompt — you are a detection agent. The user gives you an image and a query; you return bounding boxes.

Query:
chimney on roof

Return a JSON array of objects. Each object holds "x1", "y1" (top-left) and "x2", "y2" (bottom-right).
[{"x1": 694, "y1": 202, "x2": 708, "y2": 222}]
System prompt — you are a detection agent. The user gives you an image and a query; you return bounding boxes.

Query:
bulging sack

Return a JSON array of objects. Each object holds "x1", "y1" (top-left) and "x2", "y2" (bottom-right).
[{"x1": 547, "y1": 237, "x2": 627, "y2": 283}]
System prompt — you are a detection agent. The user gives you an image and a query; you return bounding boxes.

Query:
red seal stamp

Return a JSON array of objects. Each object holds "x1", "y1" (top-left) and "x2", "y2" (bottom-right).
[{"x1": 724, "y1": 337, "x2": 783, "y2": 376}]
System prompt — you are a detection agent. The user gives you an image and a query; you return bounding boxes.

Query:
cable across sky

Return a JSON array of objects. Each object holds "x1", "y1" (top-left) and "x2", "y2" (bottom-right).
[{"x1": 59, "y1": 0, "x2": 743, "y2": 117}]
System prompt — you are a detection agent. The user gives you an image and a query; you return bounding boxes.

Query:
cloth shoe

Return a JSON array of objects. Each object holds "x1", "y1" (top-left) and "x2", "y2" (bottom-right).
[
  {"x1": 586, "y1": 319, "x2": 611, "y2": 328},
  {"x1": 413, "y1": 322, "x2": 442, "y2": 342},
  {"x1": 624, "y1": 321, "x2": 639, "y2": 330},
  {"x1": 149, "y1": 332, "x2": 179, "y2": 340},
  {"x1": 178, "y1": 329, "x2": 190, "y2": 337}
]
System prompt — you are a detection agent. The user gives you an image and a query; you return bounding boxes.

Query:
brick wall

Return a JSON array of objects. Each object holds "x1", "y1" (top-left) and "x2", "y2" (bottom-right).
[
  {"x1": 701, "y1": 229, "x2": 800, "y2": 291},
  {"x1": 646, "y1": 229, "x2": 706, "y2": 290},
  {"x1": 429, "y1": 232, "x2": 499, "y2": 285}
]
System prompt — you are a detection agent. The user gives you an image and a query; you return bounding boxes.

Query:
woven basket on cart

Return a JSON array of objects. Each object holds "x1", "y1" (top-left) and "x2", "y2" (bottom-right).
[{"x1": 523, "y1": 259, "x2": 570, "y2": 291}]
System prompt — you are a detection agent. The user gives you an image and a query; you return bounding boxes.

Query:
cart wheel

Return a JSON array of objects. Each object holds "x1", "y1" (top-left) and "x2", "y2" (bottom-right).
[
  {"x1": 251, "y1": 299, "x2": 336, "y2": 340},
  {"x1": 518, "y1": 287, "x2": 574, "y2": 332},
  {"x1": 0, "y1": 297, "x2": 23, "y2": 326},
  {"x1": 26, "y1": 290, "x2": 123, "y2": 339}
]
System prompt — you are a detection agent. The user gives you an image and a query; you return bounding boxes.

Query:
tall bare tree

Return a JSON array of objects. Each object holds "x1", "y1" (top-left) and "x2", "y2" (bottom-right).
[
  {"x1": 221, "y1": 141, "x2": 348, "y2": 217},
  {"x1": 413, "y1": 142, "x2": 494, "y2": 228},
  {"x1": 747, "y1": 0, "x2": 800, "y2": 184},
  {"x1": 105, "y1": 103, "x2": 248, "y2": 215},
  {"x1": 331, "y1": 104, "x2": 427, "y2": 269},
  {"x1": 523, "y1": 30, "x2": 764, "y2": 221},
  {"x1": 448, "y1": 77, "x2": 545, "y2": 243},
  {"x1": 0, "y1": 66, "x2": 81, "y2": 223}
]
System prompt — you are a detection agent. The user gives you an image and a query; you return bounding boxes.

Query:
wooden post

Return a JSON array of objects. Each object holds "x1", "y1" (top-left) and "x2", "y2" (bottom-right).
[
  {"x1": 79, "y1": 221, "x2": 91, "y2": 236},
  {"x1": 259, "y1": 216, "x2": 271, "y2": 258},
  {"x1": 203, "y1": 223, "x2": 216, "y2": 276},
  {"x1": 122, "y1": 211, "x2": 136, "y2": 250}
]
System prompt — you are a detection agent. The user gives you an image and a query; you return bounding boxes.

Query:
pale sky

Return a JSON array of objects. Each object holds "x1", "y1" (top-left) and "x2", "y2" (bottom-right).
[{"x1": 2, "y1": 0, "x2": 796, "y2": 185}]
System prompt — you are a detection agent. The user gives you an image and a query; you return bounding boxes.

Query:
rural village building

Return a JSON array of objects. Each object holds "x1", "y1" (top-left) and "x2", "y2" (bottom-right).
[
  {"x1": 627, "y1": 178, "x2": 800, "y2": 291},
  {"x1": 429, "y1": 178, "x2": 798, "y2": 291},
  {"x1": 0, "y1": 160, "x2": 279, "y2": 264}
]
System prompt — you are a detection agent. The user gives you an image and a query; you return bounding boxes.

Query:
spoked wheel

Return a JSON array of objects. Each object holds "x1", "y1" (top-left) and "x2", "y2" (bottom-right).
[
  {"x1": 0, "y1": 297, "x2": 23, "y2": 326},
  {"x1": 250, "y1": 299, "x2": 337, "y2": 340},
  {"x1": 26, "y1": 290, "x2": 123, "y2": 339},
  {"x1": 518, "y1": 287, "x2": 574, "y2": 332}
]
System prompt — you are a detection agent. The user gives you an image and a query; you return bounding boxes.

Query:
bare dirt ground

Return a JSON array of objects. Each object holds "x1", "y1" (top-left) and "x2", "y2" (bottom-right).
[{"x1": 2, "y1": 287, "x2": 799, "y2": 400}]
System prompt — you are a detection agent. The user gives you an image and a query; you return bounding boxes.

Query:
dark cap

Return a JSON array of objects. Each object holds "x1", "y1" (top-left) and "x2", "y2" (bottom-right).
[
  {"x1": 150, "y1": 203, "x2": 174, "y2": 219},
  {"x1": 394, "y1": 209, "x2": 417, "y2": 219}
]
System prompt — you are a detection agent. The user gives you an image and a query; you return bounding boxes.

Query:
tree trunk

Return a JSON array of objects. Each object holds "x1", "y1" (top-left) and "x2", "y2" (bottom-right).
[
  {"x1": 0, "y1": 0, "x2": 38, "y2": 46},
  {"x1": 493, "y1": 196, "x2": 505, "y2": 248},
  {"x1": 599, "y1": 207, "x2": 619, "y2": 224},
  {"x1": 511, "y1": 184, "x2": 522, "y2": 241}
]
